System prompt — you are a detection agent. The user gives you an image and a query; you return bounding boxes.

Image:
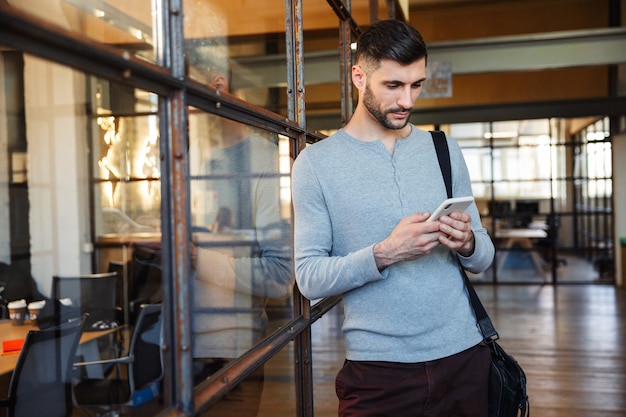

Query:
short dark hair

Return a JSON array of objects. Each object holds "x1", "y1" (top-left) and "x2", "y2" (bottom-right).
[{"x1": 354, "y1": 19, "x2": 427, "y2": 71}]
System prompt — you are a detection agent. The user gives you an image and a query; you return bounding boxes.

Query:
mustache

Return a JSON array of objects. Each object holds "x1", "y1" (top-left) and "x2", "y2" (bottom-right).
[{"x1": 387, "y1": 107, "x2": 412, "y2": 113}]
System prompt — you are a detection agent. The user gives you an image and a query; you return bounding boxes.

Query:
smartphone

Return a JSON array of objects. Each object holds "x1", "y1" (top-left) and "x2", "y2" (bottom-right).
[{"x1": 427, "y1": 196, "x2": 475, "y2": 222}]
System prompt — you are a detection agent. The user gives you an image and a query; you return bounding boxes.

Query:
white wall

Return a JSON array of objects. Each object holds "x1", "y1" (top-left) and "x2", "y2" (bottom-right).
[
  {"x1": 614, "y1": 132, "x2": 626, "y2": 287},
  {"x1": 24, "y1": 56, "x2": 91, "y2": 297}
]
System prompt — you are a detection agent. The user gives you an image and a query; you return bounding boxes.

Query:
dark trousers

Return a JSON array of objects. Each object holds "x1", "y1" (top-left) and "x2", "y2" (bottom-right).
[{"x1": 336, "y1": 342, "x2": 491, "y2": 417}]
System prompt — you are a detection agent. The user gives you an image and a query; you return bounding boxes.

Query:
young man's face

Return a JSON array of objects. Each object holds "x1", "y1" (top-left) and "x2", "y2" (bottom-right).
[{"x1": 360, "y1": 58, "x2": 427, "y2": 130}]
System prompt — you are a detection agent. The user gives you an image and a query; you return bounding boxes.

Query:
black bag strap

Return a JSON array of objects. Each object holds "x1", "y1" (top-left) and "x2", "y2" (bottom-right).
[
  {"x1": 430, "y1": 131, "x2": 499, "y2": 343},
  {"x1": 431, "y1": 130, "x2": 453, "y2": 199}
]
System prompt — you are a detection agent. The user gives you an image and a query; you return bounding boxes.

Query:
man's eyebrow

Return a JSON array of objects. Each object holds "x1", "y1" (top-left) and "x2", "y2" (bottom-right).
[
  {"x1": 384, "y1": 77, "x2": 426, "y2": 85},
  {"x1": 384, "y1": 77, "x2": 427, "y2": 84}
]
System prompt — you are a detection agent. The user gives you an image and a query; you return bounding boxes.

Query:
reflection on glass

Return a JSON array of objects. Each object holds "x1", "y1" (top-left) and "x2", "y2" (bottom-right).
[
  {"x1": 89, "y1": 81, "x2": 163, "y2": 353},
  {"x1": 311, "y1": 303, "x2": 343, "y2": 415},
  {"x1": 0, "y1": 52, "x2": 166, "y2": 413},
  {"x1": 7, "y1": 0, "x2": 156, "y2": 62},
  {"x1": 92, "y1": 82, "x2": 161, "y2": 238},
  {"x1": 183, "y1": 0, "x2": 288, "y2": 114},
  {"x1": 188, "y1": 105, "x2": 294, "y2": 412}
]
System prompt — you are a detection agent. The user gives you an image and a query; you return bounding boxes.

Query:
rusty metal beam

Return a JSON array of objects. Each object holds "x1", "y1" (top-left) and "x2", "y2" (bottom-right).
[{"x1": 326, "y1": 0, "x2": 362, "y2": 37}]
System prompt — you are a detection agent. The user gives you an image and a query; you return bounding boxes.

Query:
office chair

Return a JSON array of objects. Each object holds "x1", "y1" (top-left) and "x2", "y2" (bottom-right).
[
  {"x1": 72, "y1": 304, "x2": 163, "y2": 416},
  {"x1": 52, "y1": 272, "x2": 121, "y2": 331},
  {"x1": 107, "y1": 261, "x2": 132, "y2": 327},
  {"x1": 108, "y1": 247, "x2": 163, "y2": 326},
  {"x1": 535, "y1": 213, "x2": 567, "y2": 267},
  {"x1": 0, "y1": 315, "x2": 86, "y2": 417},
  {"x1": 128, "y1": 246, "x2": 163, "y2": 324},
  {"x1": 52, "y1": 272, "x2": 123, "y2": 381}
]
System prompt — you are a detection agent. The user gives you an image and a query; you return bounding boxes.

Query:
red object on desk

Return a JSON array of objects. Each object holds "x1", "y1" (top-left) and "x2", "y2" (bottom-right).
[{"x1": 2, "y1": 338, "x2": 24, "y2": 354}]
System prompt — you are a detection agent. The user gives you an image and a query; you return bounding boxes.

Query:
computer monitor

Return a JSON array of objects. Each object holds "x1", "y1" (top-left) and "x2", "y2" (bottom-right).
[
  {"x1": 514, "y1": 200, "x2": 539, "y2": 227},
  {"x1": 488, "y1": 200, "x2": 512, "y2": 217}
]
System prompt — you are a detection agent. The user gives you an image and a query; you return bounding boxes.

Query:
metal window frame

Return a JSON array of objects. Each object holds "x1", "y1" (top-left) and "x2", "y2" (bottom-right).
[{"x1": 0, "y1": 0, "x2": 405, "y2": 415}]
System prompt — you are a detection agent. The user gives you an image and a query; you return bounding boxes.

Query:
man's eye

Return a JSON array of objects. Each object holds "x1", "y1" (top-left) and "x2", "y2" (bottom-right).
[{"x1": 412, "y1": 82, "x2": 423, "y2": 89}]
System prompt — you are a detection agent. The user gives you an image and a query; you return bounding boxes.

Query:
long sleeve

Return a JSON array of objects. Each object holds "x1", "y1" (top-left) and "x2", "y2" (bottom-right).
[{"x1": 292, "y1": 151, "x2": 384, "y2": 300}]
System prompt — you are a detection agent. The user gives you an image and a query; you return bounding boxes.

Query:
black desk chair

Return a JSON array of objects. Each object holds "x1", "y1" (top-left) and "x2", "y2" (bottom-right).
[
  {"x1": 107, "y1": 245, "x2": 163, "y2": 327},
  {"x1": 52, "y1": 272, "x2": 121, "y2": 331},
  {"x1": 0, "y1": 315, "x2": 86, "y2": 417},
  {"x1": 72, "y1": 304, "x2": 163, "y2": 416},
  {"x1": 128, "y1": 246, "x2": 163, "y2": 324},
  {"x1": 52, "y1": 272, "x2": 123, "y2": 381},
  {"x1": 535, "y1": 213, "x2": 567, "y2": 267}
]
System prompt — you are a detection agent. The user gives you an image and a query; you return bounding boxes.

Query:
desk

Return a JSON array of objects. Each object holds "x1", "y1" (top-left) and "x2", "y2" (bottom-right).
[
  {"x1": 496, "y1": 228, "x2": 547, "y2": 240},
  {"x1": 495, "y1": 228, "x2": 548, "y2": 277},
  {"x1": 0, "y1": 320, "x2": 121, "y2": 376}
]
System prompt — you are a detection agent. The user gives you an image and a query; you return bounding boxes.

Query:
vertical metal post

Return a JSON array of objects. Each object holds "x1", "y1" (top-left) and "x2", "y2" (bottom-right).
[
  {"x1": 285, "y1": 0, "x2": 306, "y2": 130},
  {"x1": 369, "y1": 0, "x2": 378, "y2": 23},
  {"x1": 329, "y1": 0, "x2": 359, "y2": 127},
  {"x1": 339, "y1": 14, "x2": 353, "y2": 127},
  {"x1": 386, "y1": 0, "x2": 394, "y2": 19},
  {"x1": 155, "y1": 0, "x2": 194, "y2": 414},
  {"x1": 386, "y1": 0, "x2": 406, "y2": 20},
  {"x1": 285, "y1": 1, "x2": 313, "y2": 416}
]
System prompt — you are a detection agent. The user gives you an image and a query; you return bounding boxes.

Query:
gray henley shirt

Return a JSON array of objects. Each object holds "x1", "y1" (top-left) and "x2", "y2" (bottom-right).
[{"x1": 292, "y1": 126, "x2": 495, "y2": 363}]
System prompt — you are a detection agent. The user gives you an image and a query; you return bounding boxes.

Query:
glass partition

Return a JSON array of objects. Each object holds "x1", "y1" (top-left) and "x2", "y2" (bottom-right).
[
  {"x1": 188, "y1": 106, "x2": 295, "y2": 391},
  {"x1": 92, "y1": 81, "x2": 161, "y2": 238},
  {"x1": 450, "y1": 118, "x2": 613, "y2": 284},
  {"x1": 184, "y1": 0, "x2": 289, "y2": 114},
  {"x1": 302, "y1": 1, "x2": 346, "y2": 130},
  {"x1": 88, "y1": 78, "x2": 162, "y2": 328},
  {"x1": 6, "y1": 0, "x2": 156, "y2": 63},
  {"x1": 0, "y1": 50, "x2": 167, "y2": 413}
]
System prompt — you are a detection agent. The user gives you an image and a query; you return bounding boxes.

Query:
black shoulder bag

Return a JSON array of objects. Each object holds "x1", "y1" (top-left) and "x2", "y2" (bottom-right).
[{"x1": 430, "y1": 130, "x2": 530, "y2": 417}]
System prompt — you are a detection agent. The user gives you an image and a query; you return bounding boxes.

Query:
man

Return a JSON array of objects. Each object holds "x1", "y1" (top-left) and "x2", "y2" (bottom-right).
[{"x1": 292, "y1": 19, "x2": 495, "y2": 417}]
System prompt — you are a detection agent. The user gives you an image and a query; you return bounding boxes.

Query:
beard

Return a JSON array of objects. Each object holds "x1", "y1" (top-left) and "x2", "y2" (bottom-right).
[{"x1": 362, "y1": 83, "x2": 411, "y2": 130}]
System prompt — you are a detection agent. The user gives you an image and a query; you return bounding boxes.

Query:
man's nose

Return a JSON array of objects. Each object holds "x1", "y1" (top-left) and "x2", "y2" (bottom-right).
[{"x1": 397, "y1": 87, "x2": 415, "y2": 109}]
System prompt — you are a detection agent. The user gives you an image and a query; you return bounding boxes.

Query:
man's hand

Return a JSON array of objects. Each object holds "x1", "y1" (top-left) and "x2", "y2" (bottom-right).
[
  {"x1": 373, "y1": 212, "x2": 443, "y2": 270},
  {"x1": 195, "y1": 247, "x2": 236, "y2": 289},
  {"x1": 436, "y1": 211, "x2": 475, "y2": 257}
]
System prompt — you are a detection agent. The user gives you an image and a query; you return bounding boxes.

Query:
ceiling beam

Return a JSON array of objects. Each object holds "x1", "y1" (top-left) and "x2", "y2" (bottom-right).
[
  {"x1": 306, "y1": 97, "x2": 626, "y2": 130},
  {"x1": 231, "y1": 27, "x2": 626, "y2": 89},
  {"x1": 431, "y1": 27, "x2": 626, "y2": 74},
  {"x1": 408, "y1": 97, "x2": 626, "y2": 126}
]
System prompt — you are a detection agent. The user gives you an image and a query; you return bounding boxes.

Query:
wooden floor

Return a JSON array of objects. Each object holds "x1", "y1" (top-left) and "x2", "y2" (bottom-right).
[
  {"x1": 62, "y1": 282, "x2": 626, "y2": 416},
  {"x1": 257, "y1": 284, "x2": 626, "y2": 417}
]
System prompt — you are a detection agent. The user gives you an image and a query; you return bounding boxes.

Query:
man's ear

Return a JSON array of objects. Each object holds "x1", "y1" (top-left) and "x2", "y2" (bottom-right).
[
  {"x1": 352, "y1": 65, "x2": 366, "y2": 91},
  {"x1": 211, "y1": 74, "x2": 229, "y2": 93}
]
